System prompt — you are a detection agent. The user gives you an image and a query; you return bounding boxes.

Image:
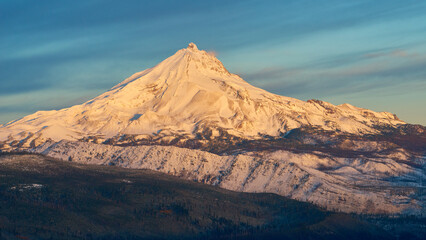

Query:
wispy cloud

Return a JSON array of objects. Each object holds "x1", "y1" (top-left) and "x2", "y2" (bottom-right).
[
  {"x1": 242, "y1": 47, "x2": 426, "y2": 101},
  {"x1": 240, "y1": 67, "x2": 300, "y2": 81}
]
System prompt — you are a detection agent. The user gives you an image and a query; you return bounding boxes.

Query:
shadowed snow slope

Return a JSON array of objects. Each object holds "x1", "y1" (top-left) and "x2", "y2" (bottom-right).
[{"x1": 0, "y1": 43, "x2": 403, "y2": 147}]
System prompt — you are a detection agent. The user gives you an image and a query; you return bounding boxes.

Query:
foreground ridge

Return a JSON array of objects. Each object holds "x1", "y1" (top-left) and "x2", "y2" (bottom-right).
[
  {"x1": 3, "y1": 153, "x2": 411, "y2": 240},
  {"x1": 32, "y1": 140, "x2": 425, "y2": 215}
]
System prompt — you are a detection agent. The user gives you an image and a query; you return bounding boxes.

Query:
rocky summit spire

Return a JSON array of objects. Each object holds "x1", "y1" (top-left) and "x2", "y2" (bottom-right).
[{"x1": 187, "y1": 42, "x2": 198, "y2": 51}]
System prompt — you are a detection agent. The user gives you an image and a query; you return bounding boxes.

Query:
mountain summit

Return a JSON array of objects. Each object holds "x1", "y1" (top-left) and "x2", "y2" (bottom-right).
[
  {"x1": 0, "y1": 43, "x2": 403, "y2": 148},
  {"x1": 187, "y1": 42, "x2": 198, "y2": 50}
]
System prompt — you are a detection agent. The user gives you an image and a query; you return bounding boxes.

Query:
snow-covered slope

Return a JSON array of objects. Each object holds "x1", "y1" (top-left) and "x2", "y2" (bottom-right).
[
  {"x1": 0, "y1": 43, "x2": 403, "y2": 148},
  {"x1": 32, "y1": 140, "x2": 425, "y2": 215}
]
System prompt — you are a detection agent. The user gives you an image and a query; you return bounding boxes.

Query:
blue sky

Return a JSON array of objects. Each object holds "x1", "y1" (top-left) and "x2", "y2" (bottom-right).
[{"x1": 1, "y1": 0, "x2": 425, "y2": 125}]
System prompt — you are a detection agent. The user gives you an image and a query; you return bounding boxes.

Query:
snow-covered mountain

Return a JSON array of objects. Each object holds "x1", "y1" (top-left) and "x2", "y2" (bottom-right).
[
  {"x1": 1, "y1": 43, "x2": 424, "y2": 215},
  {"x1": 0, "y1": 43, "x2": 403, "y2": 149}
]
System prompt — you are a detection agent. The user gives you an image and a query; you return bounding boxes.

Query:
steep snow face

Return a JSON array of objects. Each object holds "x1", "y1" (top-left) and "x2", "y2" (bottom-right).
[{"x1": 0, "y1": 43, "x2": 403, "y2": 146}]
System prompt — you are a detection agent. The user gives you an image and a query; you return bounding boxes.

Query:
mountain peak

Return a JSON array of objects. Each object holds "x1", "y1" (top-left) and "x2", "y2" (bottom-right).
[
  {"x1": 187, "y1": 42, "x2": 198, "y2": 51},
  {"x1": 0, "y1": 44, "x2": 405, "y2": 146},
  {"x1": 172, "y1": 42, "x2": 230, "y2": 76}
]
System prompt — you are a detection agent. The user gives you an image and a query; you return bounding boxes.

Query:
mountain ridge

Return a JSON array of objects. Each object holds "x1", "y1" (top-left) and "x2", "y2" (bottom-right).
[{"x1": 2, "y1": 153, "x2": 406, "y2": 240}]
